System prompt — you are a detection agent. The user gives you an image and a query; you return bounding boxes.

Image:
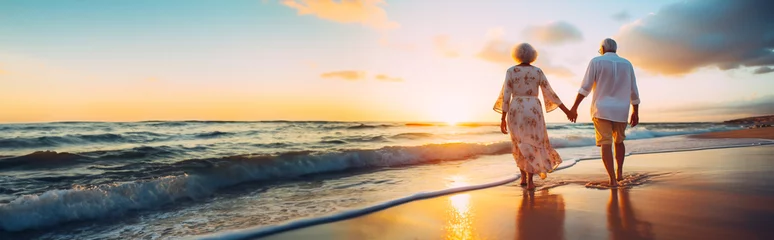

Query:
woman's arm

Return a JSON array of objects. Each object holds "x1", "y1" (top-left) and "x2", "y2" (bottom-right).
[{"x1": 500, "y1": 111, "x2": 508, "y2": 134}]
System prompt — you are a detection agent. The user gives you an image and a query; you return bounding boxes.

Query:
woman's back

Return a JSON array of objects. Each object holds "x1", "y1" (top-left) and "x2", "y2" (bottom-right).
[{"x1": 507, "y1": 65, "x2": 543, "y2": 97}]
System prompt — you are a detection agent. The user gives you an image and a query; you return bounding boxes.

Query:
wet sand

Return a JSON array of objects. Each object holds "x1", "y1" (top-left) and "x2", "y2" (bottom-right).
[
  {"x1": 264, "y1": 145, "x2": 774, "y2": 240},
  {"x1": 693, "y1": 127, "x2": 774, "y2": 140}
]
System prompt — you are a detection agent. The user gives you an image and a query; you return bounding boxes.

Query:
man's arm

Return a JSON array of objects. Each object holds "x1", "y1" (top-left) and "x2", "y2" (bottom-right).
[
  {"x1": 630, "y1": 104, "x2": 639, "y2": 127},
  {"x1": 630, "y1": 65, "x2": 640, "y2": 127},
  {"x1": 570, "y1": 60, "x2": 596, "y2": 122},
  {"x1": 569, "y1": 94, "x2": 585, "y2": 123}
]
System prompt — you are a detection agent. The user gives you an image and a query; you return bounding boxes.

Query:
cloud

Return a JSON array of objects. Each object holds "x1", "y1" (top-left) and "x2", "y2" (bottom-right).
[
  {"x1": 476, "y1": 28, "x2": 513, "y2": 64},
  {"x1": 611, "y1": 11, "x2": 631, "y2": 22},
  {"x1": 320, "y1": 71, "x2": 401, "y2": 82},
  {"x1": 433, "y1": 35, "x2": 460, "y2": 58},
  {"x1": 754, "y1": 66, "x2": 774, "y2": 74},
  {"x1": 523, "y1": 21, "x2": 583, "y2": 45},
  {"x1": 538, "y1": 63, "x2": 575, "y2": 79},
  {"x1": 375, "y1": 74, "x2": 403, "y2": 82},
  {"x1": 281, "y1": 0, "x2": 399, "y2": 30},
  {"x1": 616, "y1": 0, "x2": 774, "y2": 75},
  {"x1": 320, "y1": 70, "x2": 366, "y2": 81},
  {"x1": 476, "y1": 29, "x2": 575, "y2": 78}
]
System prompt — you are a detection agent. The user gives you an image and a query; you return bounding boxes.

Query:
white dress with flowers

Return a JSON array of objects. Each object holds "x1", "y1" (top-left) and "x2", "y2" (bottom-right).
[{"x1": 494, "y1": 65, "x2": 563, "y2": 179}]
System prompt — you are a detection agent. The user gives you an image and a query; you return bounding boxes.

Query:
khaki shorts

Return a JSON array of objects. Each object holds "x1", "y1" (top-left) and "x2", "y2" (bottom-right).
[{"x1": 592, "y1": 118, "x2": 628, "y2": 146}]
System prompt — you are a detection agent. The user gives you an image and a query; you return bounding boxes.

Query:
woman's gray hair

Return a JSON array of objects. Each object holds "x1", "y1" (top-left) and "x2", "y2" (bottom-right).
[
  {"x1": 601, "y1": 38, "x2": 617, "y2": 52},
  {"x1": 512, "y1": 43, "x2": 538, "y2": 64}
]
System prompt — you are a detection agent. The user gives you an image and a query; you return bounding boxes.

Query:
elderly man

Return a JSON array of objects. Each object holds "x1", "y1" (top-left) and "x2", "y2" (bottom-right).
[{"x1": 569, "y1": 38, "x2": 640, "y2": 187}]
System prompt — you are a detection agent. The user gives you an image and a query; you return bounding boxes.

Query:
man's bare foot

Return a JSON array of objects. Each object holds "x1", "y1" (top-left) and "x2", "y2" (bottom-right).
[
  {"x1": 520, "y1": 181, "x2": 527, "y2": 186},
  {"x1": 527, "y1": 182, "x2": 536, "y2": 190},
  {"x1": 609, "y1": 180, "x2": 619, "y2": 188},
  {"x1": 617, "y1": 171, "x2": 624, "y2": 181}
]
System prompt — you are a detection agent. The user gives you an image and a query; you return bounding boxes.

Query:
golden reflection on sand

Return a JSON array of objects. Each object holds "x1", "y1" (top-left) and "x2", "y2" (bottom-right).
[
  {"x1": 445, "y1": 175, "x2": 475, "y2": 240},
  {"x1": 608, "y1": 189, "x2": 654, "y2": 240},
  {"x1": 517, "y1": 189, "x2": 565, "y2": 240}
]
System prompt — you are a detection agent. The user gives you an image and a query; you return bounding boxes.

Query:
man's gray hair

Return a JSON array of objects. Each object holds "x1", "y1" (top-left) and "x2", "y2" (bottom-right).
[
  {"x1": 512, "y1": 43, "x2": 538, "y2": 64},
  {"x1": 601, "y1": 38, "x2": 617, "y2": 52}
]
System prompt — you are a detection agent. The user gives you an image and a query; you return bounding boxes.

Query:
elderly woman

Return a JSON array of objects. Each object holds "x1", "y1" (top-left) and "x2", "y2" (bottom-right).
[{"x1": 494, "y1": 43, "x2": 575, "y2": 190}]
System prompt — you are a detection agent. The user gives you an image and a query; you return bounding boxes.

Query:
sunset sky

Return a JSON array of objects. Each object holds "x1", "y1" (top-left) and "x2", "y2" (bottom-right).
[{"x1": 1, "y1": 0, "x2": 772, "y2": 123}]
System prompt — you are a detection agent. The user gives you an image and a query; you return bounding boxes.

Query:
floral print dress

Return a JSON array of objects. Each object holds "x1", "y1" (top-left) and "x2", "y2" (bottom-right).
[{"x1": 493, "y1": 65, "x2": 563, "y2": 179}]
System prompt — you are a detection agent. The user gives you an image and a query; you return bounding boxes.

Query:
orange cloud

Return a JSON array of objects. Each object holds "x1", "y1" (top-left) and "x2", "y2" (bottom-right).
[
  {"x1": 433, "y1": 35, "x2": 460, "y2": 58},
  {"x1": 320, "y1": 70, "x2": 366, "y2": 80},
  {"x1": 476, "y1": 29, "x2": 575, "y2": 78},
  {"x1": 375, "y1": 74, "x2": 403, "y2": 82},
  {"x1": 281, "y1": 0, "x2": 399, "y2": 30},
  {"x1": 476, "y1": 28, "x2": 512, "y2": 64}
]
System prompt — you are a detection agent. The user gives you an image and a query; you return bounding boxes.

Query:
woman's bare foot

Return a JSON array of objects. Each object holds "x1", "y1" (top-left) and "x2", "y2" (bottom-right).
[
  {"x1": 527, "y1": 183, "x2": 536, "y2": 190},
  {"x1": 520, "y1": 182, "x2": 527, "y2": 186},
  {"x1": 617, "y1": 170, "x2": 624, "y2": 181}
]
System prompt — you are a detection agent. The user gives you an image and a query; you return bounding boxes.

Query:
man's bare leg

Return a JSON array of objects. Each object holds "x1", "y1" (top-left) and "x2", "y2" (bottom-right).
[
  {"x1": 601, "y1": 144, "x2": 618, "y2": 187},
  {"x1": 615, "y1": 142, "x2": 626, "y2": 181}
]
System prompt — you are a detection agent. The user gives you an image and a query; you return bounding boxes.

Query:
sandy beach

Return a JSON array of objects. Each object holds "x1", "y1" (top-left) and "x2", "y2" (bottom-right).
[
  {"x1": 693, "y1": 127, "x2": 774, "y2": 140},
  {"x1": 263, "y1": 129, "x2": 774, "y2": 240}
]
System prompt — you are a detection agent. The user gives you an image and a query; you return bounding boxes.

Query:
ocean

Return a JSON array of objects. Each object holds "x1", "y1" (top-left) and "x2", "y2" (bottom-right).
[{"x1": 0, "y1": 121, "x2": 770, "y2": 239}]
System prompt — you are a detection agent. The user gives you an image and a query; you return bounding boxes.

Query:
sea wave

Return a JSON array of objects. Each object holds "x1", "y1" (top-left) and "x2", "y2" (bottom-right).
[
  {"x1": 0, "y1": 133, "x2": 162, "y2": 149},
  {"x1": 391, "y1": 132, "x2": 435, "y2": 139},
  {"x1": 194, "y1": 131, "x2": 236, "y2": 139},
  {"x1": 0, "y1": 141, "x2": 514, "y2": 231},
  {"x1": 626, "y1": 125, "x2": 739, "y2": 139},
  {"x1": 346, "y1": 124, "x2": 393, "y2": 130},
  {"x1": 0, "y1": 151, "x2": 88, "y2": 170}
]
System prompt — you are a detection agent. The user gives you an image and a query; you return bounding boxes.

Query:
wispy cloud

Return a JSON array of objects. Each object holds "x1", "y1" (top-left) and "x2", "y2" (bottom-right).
[
  {"x1": 523, "y1": 21, "x2": 583, "y2": 45},
  {"x1": 476, "y1": 28, "x2": 512, "y2": 64},
  {"x1": 616, "y1": 0, "x2": 774, "y2": 75},
  {"x1": 611, "y1": 11, "x2": 631, "y2": 22},
  {"x1": 476, "y1": 29, "x2": 575, "y2": 78},
  {"x1": 433, "y1": 35, "x2": 460, "y2": 58},
  {"x1": 375, "y1": 74, "x2": 403, "y2": 82},
  {"x1": 320, "y1": 70, "x2": 366, "y2": 81},
  {"x1": 281, "y1": 0, "x2": 399, "y2": 30},
  {"x1": 320, "y1": 71, "x2": 401, "y2": 82}
]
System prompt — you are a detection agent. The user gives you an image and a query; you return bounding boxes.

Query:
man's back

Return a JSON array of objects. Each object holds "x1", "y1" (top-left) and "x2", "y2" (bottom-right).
[{"x1": 579, "y1": 52, "x2": 640, "y2": 123}]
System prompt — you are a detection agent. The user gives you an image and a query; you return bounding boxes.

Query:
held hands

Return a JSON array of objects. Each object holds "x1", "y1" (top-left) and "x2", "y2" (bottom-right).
[
  {"x1": 500, "y1": 119, "x2": 508, "y2": 134},
  {"x1": 565, "y1": 106, "x2": 578, "y2": 123},
  {"x1": 566, "y1": 109, "x2": 578, "y2": 123}
]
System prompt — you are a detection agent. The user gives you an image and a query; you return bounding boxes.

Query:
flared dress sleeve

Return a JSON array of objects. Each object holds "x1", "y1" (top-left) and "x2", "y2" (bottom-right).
[
  {"x1": 538, "y1": 69, "x2": 562, "y2": 113},
  {"x1": 493, "y1": 69, "x2": 512, "y2": 114}
]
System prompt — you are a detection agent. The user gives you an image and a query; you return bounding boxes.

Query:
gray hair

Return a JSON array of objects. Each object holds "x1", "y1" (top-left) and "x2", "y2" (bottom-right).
[
  {"x1": 601, "y1": 38, "x2": 617, "y2": 52},
  {"x1": 512, "y1": 43, "x2": 538, "y2": 64}
]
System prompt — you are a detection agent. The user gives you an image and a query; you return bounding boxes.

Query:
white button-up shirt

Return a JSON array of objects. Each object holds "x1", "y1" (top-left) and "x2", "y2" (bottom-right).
[{"x1": 578, "y1": 52, "x2": 640, "y2": 123}]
